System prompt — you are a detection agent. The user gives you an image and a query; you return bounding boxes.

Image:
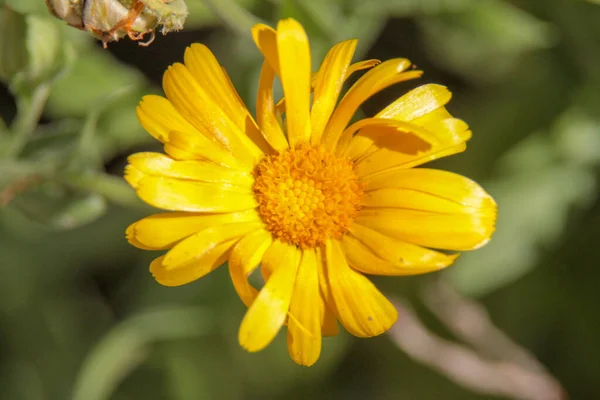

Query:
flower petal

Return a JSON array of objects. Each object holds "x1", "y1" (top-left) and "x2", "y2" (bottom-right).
[
  {"x1": 136, "y1": 95, "x2": 197, "y2": 143},
  {"x1": 274, "y1": 59, "x2": 381, "y2": 117},
  {"x1": 361, "y1": 168, "x2": 497, "y2": 211},
  {"x1": 361, "y1": 188, "x2": 472, "y2": 213},
  {"x1": 319, "y1": 292, "x2": 340, "y2": 336},
  {"x1": 162, "y1": 222, "x2": 263, "y2": 270},
  {"x1": 321, "y1": 59, "x2": 422, "y2": 150},
  {"x1": 252, "y1": 23, "x2": 279, "y2": 75},
  {"x1": 344, "y1": 85, "x2": 470, "y2": 171},
  {"x1": 127, "y1": 209, "x2": 260, "y2": 250},
  {"x1": 315, "y1": 247, "x2": 340, "y2": 336},
  {"x1": 277, "y1": 18, "x2": 312, "y2": 147},
  {"x1": 346, "y1": 224, "x2": 458, "y2": 273},
  {"x1": 124, "y1": 164, "x2": 145, "y2": 189},
  {"x1": 287, "y1": 249, "x2": 322, "y2": 366},
  {"x1": 167, "y1": 130, "x2": 249, "y2": 170},
  {"x1": 129, "y1": 168, "x2": 257, "y2": 212},
  {"x1": 310, "y1": 39, "x2": 357, "y2": 145},
  {"x1": 323, "y1": 239, "x2": 397, "y2": 337},
  {"x1": 162, "y1": 143, "x2": 201, "y2": 162},
  {"x1": 356, "y1": 169, "x2": 496, "y2": 251},
  {"x1": 184, "y1": 44, "x2": 272, "y2": 154},
  {"x1": 149, "y1": 240, "x2": 235, "y2": 287},
  {"x1": 353, "y1": 120, "x2": 470, "y2": 178},
  {"x1": 182, "y1": 44, "x2": 250, "y2": 132},
  {"x1": 125, "y1": 224, "x2": 155, "y2": 250},
  {"x1": 376, "y1": 84, "x2": 452, "y2": 121},
  {"x1": 345, "y1": 59, "x2": 381, "y2": 78},
  {"x1": 163, "y1": 63, "x2": 262, "y2": 167},
  {"x1": 239, "y1": 240, "x2": 301, "y2": 352},
  {"x1": 127, "y1": 152, "x2": 254, "y2": 186},
  {"x1": 356, "y1": 207, "x2": 496, "y2": 251},
  {"x1": 336, "y1": 118, "x2": 439, "y2": 157},
  {"x1": 229, "y1": 229, "x2": 273, "y2": 307},
  {"x1": 342, "y1": 235, "x2": 452, "y2": 276},
  {"x1": 256, "y1": 61, "x2": 289, "y2": 152}
]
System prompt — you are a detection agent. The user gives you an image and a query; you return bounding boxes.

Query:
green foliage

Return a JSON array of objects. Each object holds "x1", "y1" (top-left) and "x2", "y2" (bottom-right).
[{"x1": 1, "y1": 0, "x2": 599, "y2": 399}]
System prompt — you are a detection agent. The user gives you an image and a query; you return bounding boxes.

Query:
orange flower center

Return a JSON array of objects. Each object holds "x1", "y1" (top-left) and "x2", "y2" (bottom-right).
[{"x1": 253, "y1": 145, "x2": 363, "y2": 249}]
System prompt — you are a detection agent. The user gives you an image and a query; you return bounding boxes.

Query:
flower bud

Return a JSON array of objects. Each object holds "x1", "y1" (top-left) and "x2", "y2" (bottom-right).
[
  {"x1": 45, "y1": 0, "x2": 188, "y2": 47},
  {"x1": 0, "y1": 6, "x2": 28, "y2": 82}
]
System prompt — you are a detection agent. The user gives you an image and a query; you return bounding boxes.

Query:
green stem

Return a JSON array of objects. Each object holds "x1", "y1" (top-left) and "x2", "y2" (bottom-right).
[
  {"x1": 3, "y1": 83, "x2": 51, "y2": 158},
  {"x1": 58, "y1": 172, "x2": 148, "y2": 210}
]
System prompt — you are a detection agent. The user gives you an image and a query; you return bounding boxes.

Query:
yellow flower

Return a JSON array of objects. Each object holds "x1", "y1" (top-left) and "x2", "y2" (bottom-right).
[{"x1": 125, "y1": 18, "x2": 497, "y2": 366}]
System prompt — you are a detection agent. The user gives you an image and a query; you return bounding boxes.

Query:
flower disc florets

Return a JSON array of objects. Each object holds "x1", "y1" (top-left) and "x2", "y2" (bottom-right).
[{"x1": 253, "y1": 145, "x2": 363, "y2": 249}]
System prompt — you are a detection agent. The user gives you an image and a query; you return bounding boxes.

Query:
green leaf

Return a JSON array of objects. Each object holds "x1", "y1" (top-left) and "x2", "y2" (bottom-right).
[
  {"x1": 47, "y1": 193, "x2": 107, "y2": 230},
  {"x1": 448, "y1": 106, "x2": 600, "y2": 296},
  {"x1": 45, "y1": 47, "x2": 145, "y2": 118},
  {"x1": 420, "y1": 0, "x2": 557, "y2": 82},
  {"x1": 349, "y1": 0, "x2": 475, "y2": 16},
  {"x1": 72, "y1": 307, "x2": 214, "y2": 400}
]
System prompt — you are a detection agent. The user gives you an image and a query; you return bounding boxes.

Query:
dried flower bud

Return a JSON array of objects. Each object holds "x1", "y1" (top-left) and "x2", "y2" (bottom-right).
[{"x1": 45, "y1": 0, "x2": 188, "y2": 47}]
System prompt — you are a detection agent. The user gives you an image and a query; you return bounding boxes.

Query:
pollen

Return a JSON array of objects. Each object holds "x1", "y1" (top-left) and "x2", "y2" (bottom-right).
[{"x1": 253, "y1": 144, "x2": 363, "y2": 248}]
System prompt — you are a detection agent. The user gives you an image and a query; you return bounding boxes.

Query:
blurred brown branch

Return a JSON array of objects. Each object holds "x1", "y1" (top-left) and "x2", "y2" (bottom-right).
[
  {"x1": 422, "y1": 279, "x2": 551, "y2": 374},
  {"x1": 388, "y1": 291, "x2": 567, "y2": 400},
  {"x1": 0, "y1": 175, "x2": 40, "y2": 207}
]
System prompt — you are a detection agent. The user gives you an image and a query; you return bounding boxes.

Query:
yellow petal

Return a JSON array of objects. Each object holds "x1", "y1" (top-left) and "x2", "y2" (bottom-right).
[
  {"x1": 356, "y1": 207, "x2": 496, "y2": 251},
  {"x1": 341, "y1": 235, "x2": 452, "y2": 276},
  {"x1": 127, "y1": 152, "x2": 254, "y2": 186},
  {"x1": 163, "y1": 143, "x2": 201, "y2": 161},
  {"x1": 361, "y1": 168, "x2": 496, "y2": 211},
  {"x1": 277, "y1": 18, "x2": 311, "y2": 147},
  {"x1": 345, "y1": 59, "x2": 381, "y2": 78},
  {"x1": 287, "y1": 249, "x2": 322, "y2": 366},
  {"x1": 252, "y1": 23, "x2": 279, "y2": 75},
  {"x1": 346, "y1": 225, "x2": 458, "y2": 272},
  {"x1": 315, "y1": 247, "x2": 340, "y2": 336},
  {"x1": 415, "y1": 115, "x2": 472, "y2": 144},
  {"x1": 356, "y1": 168, "x2": 496, "y2": 251},
  {"x1": 256, "y1": 61, "x2": 289, "y2": 152},
  {"x1": 354, "y1": 131, "x2": 469, "y2": 178},
  {"x1": 132, "y1": 170, "x2": 257, "y2": 212},
  {"x1": 163, "y1": 222, "x2": 263, "y2": 270},
  {"x1": 229, "y1": 229, "x2": 273, "y2": 307},
  {"x1": 149, "y1": 240, "x2": 236, "y2": 287},
  {"x1": 321, "y1": 59, "x2": 422, "y2": 150},
  {"x1": 125, "y1": 223, "x2": 156, "y2": 250},
  {"x1": 275, "y1": 59, "x2": 381, "y2": 117},
  {"x1": 361, "y1": 187, "x2": 473, "y2": 214},
  {"x1": 127, "y1": 209, "x2": 260, "y2": 250},
  {"x1": 167, "y1": 130, "x2": 249, "y2": 170},
  {"x1": 124, "y1": 164, "x2": 145, "y2": 189},
  {"x1": 163, "y1": 63, "x2": 262, "y2": 167},
  {"x1": 319, "y1": 292, "x2": 339, "y2": 336},
  {"x1": 239, "y1": 240, "x2": 301, "y2": 352},
  {"x1": 336, "y1": 118, "x2": 439, "y2": 157},
  {"x1": 343, "y1": 86, "x2": 463, "y2": 164},
  {"x1": 376, "y1": 84, "x2": 452, "y2": 121},
  {"x1": 310, "y1": 39, "x2": 357, "y2": 145},
  {"x1": 184, "y1": 44, "x2": 272, "y2": 155},
  {"x1": 323, "y1": 239, "x2": 397, "y2": 337},
  {"x1": 136, "y1": 95, "x2": 197, "y2": 143}
]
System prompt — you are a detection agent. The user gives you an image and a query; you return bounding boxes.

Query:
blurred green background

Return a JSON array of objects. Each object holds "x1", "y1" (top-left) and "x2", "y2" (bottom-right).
[{"x1": 1, "y1": 0, "x2": 599, "y2": 399}]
